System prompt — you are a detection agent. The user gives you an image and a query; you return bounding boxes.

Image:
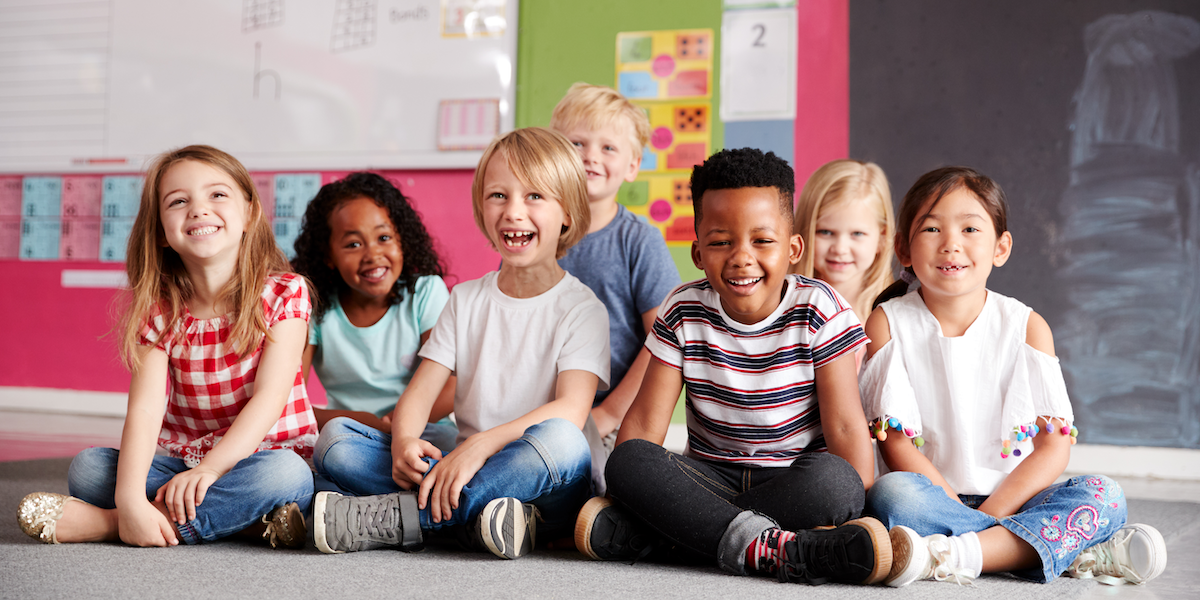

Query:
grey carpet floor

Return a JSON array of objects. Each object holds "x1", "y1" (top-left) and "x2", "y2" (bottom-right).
[{"x1": 1, "y1": 458, "x2": 1194, "y2": 600}]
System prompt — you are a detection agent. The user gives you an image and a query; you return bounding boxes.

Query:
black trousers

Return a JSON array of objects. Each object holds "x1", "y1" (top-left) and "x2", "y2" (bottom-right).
[{"x1": 605, "y1": 438, "x2": 865, "y2": 561}]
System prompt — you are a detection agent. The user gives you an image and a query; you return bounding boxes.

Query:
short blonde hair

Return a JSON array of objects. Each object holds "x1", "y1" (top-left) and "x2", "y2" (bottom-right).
[
  {"x1": 792, "y1": 159, "x2": 895, "y2": 318},
  {"x1": 549, "y1": 82, "x2": 651, "y2": 160},
  {"x1": 472, "y1": 127, "x2": 591, "y2": 259}
]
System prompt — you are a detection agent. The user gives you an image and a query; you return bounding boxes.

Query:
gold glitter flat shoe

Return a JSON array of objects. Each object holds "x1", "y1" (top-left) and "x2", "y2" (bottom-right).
[
  {"x1": 262, "y1": 502, "x2": 306, "y2": 549},
  {"x1": 17, "y1": 492, "x2": 83, "y2": 544}
]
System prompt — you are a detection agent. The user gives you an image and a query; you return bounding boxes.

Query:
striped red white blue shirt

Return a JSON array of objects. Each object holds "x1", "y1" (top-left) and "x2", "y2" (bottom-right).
[{"x1": 646, "y1": 274, "x2": 867, "y2": 466}]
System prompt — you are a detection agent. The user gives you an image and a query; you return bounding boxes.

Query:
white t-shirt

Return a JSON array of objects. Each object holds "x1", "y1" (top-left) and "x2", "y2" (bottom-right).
[
  {"x1": 418, "y1": 271, "x2": 611, "y2": 488},
  {"x1": 859, "y1": 290, "x2": 1074, "y2": 496}
]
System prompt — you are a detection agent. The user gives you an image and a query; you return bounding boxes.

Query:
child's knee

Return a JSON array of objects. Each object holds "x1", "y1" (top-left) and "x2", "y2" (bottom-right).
[
  {"x1": 255, "y1": 450, "x2": 315, "y2": 497},
  {"x1": 522, "y1": 418, "x2": 589, "y2": 471},
  {"x1": 67, "y1": 447, "x2": 119, "y2": 507},
  {"x1": 313, "y1": 417, "x2": 366, "y2": 473},
  {"x1": 605, "y1": 438, "x2": 666, "y2": 493},
  {"x1": 866, "y1": 471, "x2": 927, "y2": 518}
]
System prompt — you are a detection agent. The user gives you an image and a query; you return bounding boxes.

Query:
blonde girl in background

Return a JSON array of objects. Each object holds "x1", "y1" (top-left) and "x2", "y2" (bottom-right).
[
  {"x1": 792, "y1": 160, "x2": 895, "y2": 334},
  {"x1": 18, "y1": 145, "x2": 316, "y2": 549}
]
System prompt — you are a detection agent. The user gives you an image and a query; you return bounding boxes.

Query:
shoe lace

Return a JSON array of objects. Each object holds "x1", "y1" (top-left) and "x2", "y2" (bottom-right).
[
  {"x1": 777, "y1": 537, "x2": 837, "y2": 585},
  {"x1": 1069, "y1": 541, "x2": 1137, "y2": 585},
  {"x1": 355, "y1": 498, "x2": 399, "y2": 543},
  {"x1": 927, "y1": 536, "x2": 976, "y2": 586}
]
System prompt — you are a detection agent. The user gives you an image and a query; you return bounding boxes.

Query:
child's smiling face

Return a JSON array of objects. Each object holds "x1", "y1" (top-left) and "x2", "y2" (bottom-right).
[
  {"x1": 901, "y1": 186, "x2": 1012, "y2": 302},
  {"x1": 812, "y1": 198, "x2": 882, "y2": 290},
  {"x1": 561, "y1": 120, "x2": 640, "y2": 204},
  {"x1": 326, "y1": 196, "x2": 403, "y2": 305},
  {"x1": 692, "y1": 187, "x2": 802, "y2": 325},
  {"x1": 158, "y1": 159, "x2": 250, "y2": 267},
  {"x1": 481, "y1": 151, "x2": 569, "y2": 269}
]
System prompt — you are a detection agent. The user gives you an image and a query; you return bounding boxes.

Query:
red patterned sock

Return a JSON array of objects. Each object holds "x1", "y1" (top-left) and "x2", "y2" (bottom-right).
[{"x1": 745, "y1": 528, "x2": 796, "y2": 574}]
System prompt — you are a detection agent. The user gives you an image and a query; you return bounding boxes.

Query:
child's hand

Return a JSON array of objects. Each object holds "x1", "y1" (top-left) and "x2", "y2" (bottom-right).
[
  {"x1": 117, "y1": 498, "x2": 178, "y2": 547},
  {"x1": 418, "y1": 436, "x2": 491, "y2": 523},
  {"x1": 155, "y1": 466, "x2": 220, "y2": 525},
  {"x1": 391, "y1": 436, "x2": 442, "y2": 490}
]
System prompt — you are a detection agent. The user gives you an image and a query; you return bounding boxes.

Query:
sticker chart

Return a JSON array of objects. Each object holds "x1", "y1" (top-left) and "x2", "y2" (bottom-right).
[
  {"x1": 615, "y1": 29, "x2": 714, "y2": 246},
  {"x1": 2, "y1": 172, "x2": 322, "y2": 262}
]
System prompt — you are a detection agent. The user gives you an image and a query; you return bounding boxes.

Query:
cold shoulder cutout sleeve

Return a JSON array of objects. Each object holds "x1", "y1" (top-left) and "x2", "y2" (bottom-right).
[
  {"x1": 999, "y1": 342, "x2": 1076, "y2": 454},
  {"x1": 859, "y1": 337, "x2": 924, "y2": 440}
]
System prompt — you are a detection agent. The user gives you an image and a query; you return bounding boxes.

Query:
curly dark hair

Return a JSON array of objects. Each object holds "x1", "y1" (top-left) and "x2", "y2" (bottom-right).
[
  {"x1": 690, "y1": 147, "x2": 795, "y2": 232},
  {"x1": 292, "y1": 172, "x2": 446, "y2": 323}
]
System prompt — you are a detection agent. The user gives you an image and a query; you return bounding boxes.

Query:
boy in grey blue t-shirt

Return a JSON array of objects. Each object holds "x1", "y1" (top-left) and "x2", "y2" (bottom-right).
[{"x1": 551, "y1": 83, "x2": 681, "y2": 444}]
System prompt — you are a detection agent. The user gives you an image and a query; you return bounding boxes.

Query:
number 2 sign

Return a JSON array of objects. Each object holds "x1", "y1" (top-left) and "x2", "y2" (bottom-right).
[{"x1": 720, "y1": 8, "x2": 797, "y2": 121}]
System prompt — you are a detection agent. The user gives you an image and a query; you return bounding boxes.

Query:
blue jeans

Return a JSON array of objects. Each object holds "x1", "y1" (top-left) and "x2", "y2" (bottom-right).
[
  {"x1": 867, "y1": 472, "x2": 1128, "y2": 582},
  {"x1": 67, "y1": 447, "x2": 315, "y2": 545},
  {"x1": 314, "y1": 416, "x2": 592, "y2": 536}
]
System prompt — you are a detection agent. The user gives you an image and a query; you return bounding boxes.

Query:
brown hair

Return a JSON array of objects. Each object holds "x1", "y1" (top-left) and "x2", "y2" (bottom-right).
[
  {"x1": 549, "y1": 83, "x2": 651, "y2": 160},
  {"x1": 895, "y1": 166, "x2": 1008, "y2": 265},
  {"x1": 792, "y1": 159, "x2": 895, "y2": 318},
  {"x1": 471, "y1": 128, "x2": 591, "y2": 259},
  {"x1": 118, "y1": 145, "x2": 290, "y2": 371}
]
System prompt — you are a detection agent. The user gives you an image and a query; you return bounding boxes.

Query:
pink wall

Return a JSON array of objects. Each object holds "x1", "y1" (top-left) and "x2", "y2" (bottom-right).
[
  {"x1": 0, "y1": 168, "x2": 497, "y2": 393},
  {"x1": 795, "y1": 0, "x2": 850, "y2": 192}
]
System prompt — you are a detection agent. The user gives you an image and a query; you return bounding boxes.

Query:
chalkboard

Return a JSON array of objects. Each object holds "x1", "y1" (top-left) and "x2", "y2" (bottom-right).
[
  {"x1": 850, "y1": 0, "x2": 1200, "y2": 448},
  {"x1": 0, "y1": 0, "x2": 517, "y2": 173}
]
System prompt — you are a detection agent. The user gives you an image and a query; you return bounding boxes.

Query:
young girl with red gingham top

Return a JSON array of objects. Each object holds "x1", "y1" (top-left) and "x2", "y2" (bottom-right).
[{"x1": 18, "y1": 145, "x2": 317, "y2": 549}]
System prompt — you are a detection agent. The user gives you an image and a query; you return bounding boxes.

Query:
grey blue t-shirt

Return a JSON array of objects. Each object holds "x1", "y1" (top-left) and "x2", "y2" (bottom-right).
[{"x1": 558, "y1": 205, "x2": 681, "y2": 404}]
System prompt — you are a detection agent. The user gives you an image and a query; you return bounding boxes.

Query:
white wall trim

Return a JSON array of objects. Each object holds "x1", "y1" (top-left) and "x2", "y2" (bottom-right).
[
  {"x1": 2, "y1": 388, "x2": 1197, "y2": 481},
  {"x1": 663, "y1": 423, "x2": 1200, "y2": 482},
  {"x1": 0, "y1": 386, "x2": 127, "y2": 417}
]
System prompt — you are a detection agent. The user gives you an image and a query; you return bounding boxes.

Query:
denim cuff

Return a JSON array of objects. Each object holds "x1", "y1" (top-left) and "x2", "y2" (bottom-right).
[
  {"x1": 717, "y1": 510, "x2": 778, "y2": 575},
  {"x1": 176, "y1": 520, "x2": 202, "y2": 545}
]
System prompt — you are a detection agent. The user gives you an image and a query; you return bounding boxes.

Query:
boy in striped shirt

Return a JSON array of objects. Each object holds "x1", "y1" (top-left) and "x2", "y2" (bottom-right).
[{"x1": 575, "y1": 148, "x2": 892, "y2": 586}]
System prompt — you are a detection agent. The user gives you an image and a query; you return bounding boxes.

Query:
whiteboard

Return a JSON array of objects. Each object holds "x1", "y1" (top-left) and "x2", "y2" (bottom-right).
[{"x1": 0, "y1": 0, "x2": 517, "y2": 173}]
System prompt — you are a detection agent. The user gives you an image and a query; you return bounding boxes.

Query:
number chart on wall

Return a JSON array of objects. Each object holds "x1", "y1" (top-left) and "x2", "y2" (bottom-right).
[
  {"x1": 615, "y1": 29, "x2": 714, "y2": 246},
  {"x1": 0, "y1": 0, "x2": 517, "y2": 174},
  {"x1": 0, "y1": 171, "x2": 340, "y2": 263}
]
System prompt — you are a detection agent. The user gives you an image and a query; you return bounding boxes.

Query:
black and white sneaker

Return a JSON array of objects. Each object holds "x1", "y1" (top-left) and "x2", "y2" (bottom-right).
[
  {"x1": 778, "y1": 517, "x2": 892, "y2": 585},
  {"x1": 477, "y1": 497, "x2": 538, "y2": 559},
  {"x1": 574, "y1": 497, "x2": 660, "y2": 562}
]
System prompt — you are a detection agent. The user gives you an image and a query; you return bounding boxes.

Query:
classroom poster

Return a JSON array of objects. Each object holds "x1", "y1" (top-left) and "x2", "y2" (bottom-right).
[{"x1": 615, "y1": 29, "x2": 714, "y2": 246}]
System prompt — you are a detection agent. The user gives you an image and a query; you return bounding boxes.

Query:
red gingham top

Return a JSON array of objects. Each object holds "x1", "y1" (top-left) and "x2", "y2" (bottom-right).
[{"x1": 140, "y1": 273, "x2": 317, "y2": 467}]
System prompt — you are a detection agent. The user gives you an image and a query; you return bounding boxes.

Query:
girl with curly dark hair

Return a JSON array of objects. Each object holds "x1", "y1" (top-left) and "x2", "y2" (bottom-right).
[{"x1": 292, "y1": 173, "x2": 456, "y2": 449}]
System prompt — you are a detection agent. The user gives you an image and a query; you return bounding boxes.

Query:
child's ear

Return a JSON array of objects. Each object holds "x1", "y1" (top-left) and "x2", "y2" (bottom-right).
[
  {"x1": 624, "y1": 152, "x2": 642, "y2": 183},
  {"x1": 691, "y1": 240, "x2": 703, "y2": 270},
  {"x1": 993, "y1": 231, "x2": 1013, "y2": 267},
  {"x1": 789, "y1": 233, "x2": 803, "y2": 265},
  {"x1": 896, "y1": 241, "x2": 912, "y2": 268}
]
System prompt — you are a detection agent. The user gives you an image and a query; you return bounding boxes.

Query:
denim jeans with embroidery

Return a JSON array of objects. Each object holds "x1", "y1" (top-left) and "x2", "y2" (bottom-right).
[
  {"x1": 867, "y1": 471, "x2": 1128, "y2": 582},
  {"x1": 314, "y1": 416, "x2": 592, "y2": 537},
  {"x1": 68, "y1": 447, "x2": 314, "y2": 545}
]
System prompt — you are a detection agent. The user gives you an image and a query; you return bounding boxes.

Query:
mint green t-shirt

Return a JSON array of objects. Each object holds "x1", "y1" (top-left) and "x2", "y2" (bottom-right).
[{"x1": 309, "y1": 275, "x2": 450, "y2": 417}]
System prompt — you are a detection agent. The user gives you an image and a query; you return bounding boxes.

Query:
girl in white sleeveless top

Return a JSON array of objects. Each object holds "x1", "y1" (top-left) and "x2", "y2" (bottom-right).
[{"x1": 861, "y1": 167, "x2": 1165, "y2": 587}]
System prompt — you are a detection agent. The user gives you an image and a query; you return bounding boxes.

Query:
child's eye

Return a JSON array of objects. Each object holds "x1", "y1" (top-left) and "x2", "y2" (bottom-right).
[
  {"x1": 527, "y1": 193, "x2": 543, "y2": 201},
  {"x1": 921, "y1": 226, "x2": 939, "y2": 233},
  {"x1": 708, "y1": 240, "x2": 730, "y2": 247},
  {"x1": 488, "y1": 192, "x2": 506, "y2": 201},
  {"x1": 816, "y1": 229, "x2": 833, "y2": 236},
  {"x1": 572, "y1": 141, "x2": 583, "y2": 148},
  {"x1": 165, "y1": 197, "x2": 185, "y2": 207},
  {"x1": 964, "y1": 226, "x2": 979, "y2": 233},
  {"x1": 604, "y1": 145, "x2": 617, "y2": 152},
  {"x1": 379, "y1": 234, "x2": 392, "y2": 243},
  {"x1": 755, "y1": 238, "x2": 775, "y2": 245},
  {"x1": 345, "y1": 241, "x2": 361, "y2": 249},
  {"x1": 851, "y1": 231, "x2": 867, "y2": 237}
]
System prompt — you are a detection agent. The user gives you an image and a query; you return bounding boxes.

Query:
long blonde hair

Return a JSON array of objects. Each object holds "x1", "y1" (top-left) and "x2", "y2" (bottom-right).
[
  {"x1": 792, "y1": 159, "x2": 895, "y2": 318},
  {"x1": 118, "y1": 145, "x2": 289, "y2": 371}
]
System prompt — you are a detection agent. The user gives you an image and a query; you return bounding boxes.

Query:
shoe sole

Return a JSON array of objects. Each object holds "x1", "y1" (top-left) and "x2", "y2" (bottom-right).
[
  {"x1": 480, "y1": 498, "x2": 535, "y2": 559},
  {"x1": 847, "y1": 517, "x2": 893, "y2": 585},
  {"x1": 1127, "y1": 523, "x2": 1168, "y2": 583},
  {"x1": 884, "y1": 526, "x2": 925, "y2": 587},
  {"x1": 312, "y1": 491, "x2": 340, "y2": 554},
  {"x1": 574, "y1": 497, "x2": 612, "y2": 560}
]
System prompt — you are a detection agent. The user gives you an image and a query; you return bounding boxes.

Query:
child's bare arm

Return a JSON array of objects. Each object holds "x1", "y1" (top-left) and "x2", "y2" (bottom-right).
[
  {"x1": 977, "y1": 311, "x2": 1070, "y2": 517},
  {"x1": 814, "y1": 353, "x2": 876, "y2": 489},
  {"x1": 421, "y1": 329, "x2": 457, "y2": 422},
  {"x1": 592, "y1": 308, "x2": 659, "y2": 437},
  {"x1": 615, "y1": 358, "x2": 683, "y2": 447},
  {"x1": 115, "y1": 345, "x2": 178, "y2": 547},
  {"x1": 389, "y1": 358, "x2": 451, "y2": 488},
  {"x1": 864, "y1": 307, "x2": 960, "y2": 500},
  {"x1": 159, "y1": 317, "x2": 307, "y2": 524},
  {"x1": 419, "y1": 369, "x2": 598, "y2": 522}
]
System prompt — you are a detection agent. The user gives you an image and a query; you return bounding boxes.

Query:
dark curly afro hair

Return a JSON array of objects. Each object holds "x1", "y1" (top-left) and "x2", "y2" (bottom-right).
[
  {"x1": 292, "y1": 172, "x2": 446, "y2": 324},
  {"x1": 689, "y1": 147, "x2": 795, "y2": 232}
]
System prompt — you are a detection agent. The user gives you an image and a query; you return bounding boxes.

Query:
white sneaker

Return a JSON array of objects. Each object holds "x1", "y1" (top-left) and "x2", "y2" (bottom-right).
[
  {"x1": 885, "y1": 526, "x2": 976, "y2": 587},
  {"x1": 1067, "y1": 523, "x2": 1167, "y2": 585}
]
